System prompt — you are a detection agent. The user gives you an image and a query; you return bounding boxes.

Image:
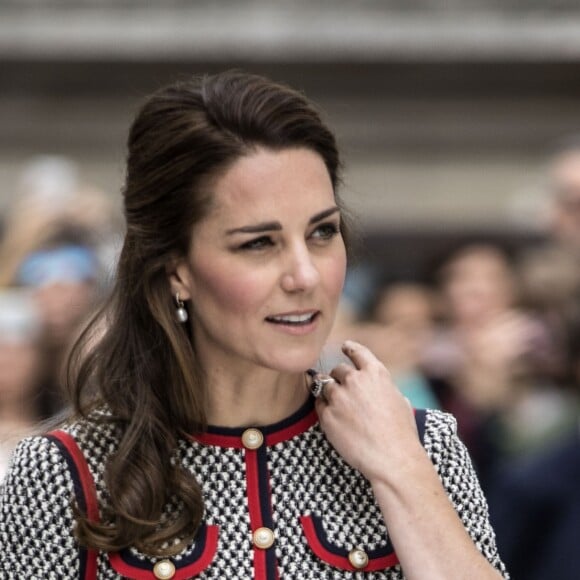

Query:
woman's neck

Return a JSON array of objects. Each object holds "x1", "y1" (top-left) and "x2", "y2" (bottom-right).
[{"x1": 203, "y1": 366, "x2": 310, "y2": 428}]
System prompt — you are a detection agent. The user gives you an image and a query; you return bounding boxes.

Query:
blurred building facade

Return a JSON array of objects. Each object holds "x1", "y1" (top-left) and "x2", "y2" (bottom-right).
[{"x1": 2, "y1": 0, "x2": 580, "y2": 276}]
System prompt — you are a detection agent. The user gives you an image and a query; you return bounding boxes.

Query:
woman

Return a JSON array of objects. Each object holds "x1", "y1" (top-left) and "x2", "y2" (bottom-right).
[{"x1": 0, "y1": 72, "x2": 508, "y2": 579}]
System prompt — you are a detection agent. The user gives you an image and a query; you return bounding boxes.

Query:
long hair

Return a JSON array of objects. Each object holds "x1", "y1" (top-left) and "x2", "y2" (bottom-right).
[{"x1": 66, "y1": 70, "x2": 346, "y2": 555}]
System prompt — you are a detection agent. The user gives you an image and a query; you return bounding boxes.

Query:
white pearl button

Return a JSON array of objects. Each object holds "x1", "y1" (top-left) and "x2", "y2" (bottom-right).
[
  {"x1": 253, "y1": 526, "x2": 275, "y2": 549},
  {"x1": 153, "y1": 559, "x2": 176, "y2": 579},
  {"x1": 242, "y1": 428, "x2": 264, "y2": 450},
  {"x1": 348, "y1": 548, "x2": 369, "y2": 569}
]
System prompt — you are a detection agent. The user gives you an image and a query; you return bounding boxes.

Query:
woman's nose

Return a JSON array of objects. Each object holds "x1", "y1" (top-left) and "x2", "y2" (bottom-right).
[{"x1": 280, "y1": 244, "x2": 320, "y2": 292}]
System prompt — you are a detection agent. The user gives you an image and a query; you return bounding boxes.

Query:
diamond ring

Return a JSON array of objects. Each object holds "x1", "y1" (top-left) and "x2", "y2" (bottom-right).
[{"x1": 308, "y1": 371, "x2": 336, "y2": 399}]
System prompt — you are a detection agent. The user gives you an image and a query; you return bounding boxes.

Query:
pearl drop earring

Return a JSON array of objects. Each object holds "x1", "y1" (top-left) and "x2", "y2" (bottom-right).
[{"x1": 175, "y1": 292, "x2": 188, "y2": 323}]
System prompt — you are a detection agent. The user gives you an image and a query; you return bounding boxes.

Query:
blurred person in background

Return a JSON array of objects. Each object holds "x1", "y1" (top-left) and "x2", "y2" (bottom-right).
[
  {"x1": 12, "y1": 224, "x2": 104, "y2": 412},
  {"x1": 0, "y1": 155, "x2": 122, "y2": 288},
  {"x1": 326, "y1": 281, "x2": 440, "y2": 410},
  {"x1": 515, "y1": 136, "x2": 580, "y2": 385},
  {"x1": 0, "y1": 290, "x2": 46, "y2": 480},
  {"x1": 422, "y1": 243, "x2": 572, "y2": 489},
  {"x1": 369, "y1": 282, "x2": 440, "y2": 410},
  {"x1": 489, "y1": 311, "x2": 580, "y2": 580},
  {"x1": 483, "y1": 141, "x2": 580, "y2": 578},
  {"x1": 517, "y1": 245, "x2": 580, "y2": 382},
  {"x1": 423, "y1": 244, "x2": 524, "y2": 410},
  {"x1": 0, "y1": 156, "x2": 121, "y2": 419},
  {"x1": 547, "y1": 137, "x2": 580, "y2": 258}
]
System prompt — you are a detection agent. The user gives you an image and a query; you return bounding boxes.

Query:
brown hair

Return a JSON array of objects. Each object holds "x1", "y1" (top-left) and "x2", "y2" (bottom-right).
[{"x1": 66, "y1": 71, "x2": 346, "y2": 555}]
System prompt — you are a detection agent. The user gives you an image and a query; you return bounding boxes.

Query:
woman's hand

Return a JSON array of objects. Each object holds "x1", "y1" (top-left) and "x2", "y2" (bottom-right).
[
  {"x1": 316, "y1": 340, "x2": 506, "y2": 580},
  {"x1": 315, "y1": 340, "x2": 424, "y2": 484}
]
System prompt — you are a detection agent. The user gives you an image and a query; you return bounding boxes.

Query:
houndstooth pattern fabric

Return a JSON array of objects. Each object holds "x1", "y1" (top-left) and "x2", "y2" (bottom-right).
[
  {"x1": 0, "y1": 437, "x2": 80, "y2": 579},
  {"x1": 269, "y1": 424, "x2": 403, "y2": 580},
  {"x1": 178, "y1": 438, "x2": 254, "y2": 578},
  {"x1": 0, "y1": 407, "x2": 509, "y2": 579}
]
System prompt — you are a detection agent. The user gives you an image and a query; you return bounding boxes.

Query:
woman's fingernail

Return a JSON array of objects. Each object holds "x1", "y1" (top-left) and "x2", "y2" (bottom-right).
[{"x1": 343, "y1": 340, "x2": 354, "y2": 351}]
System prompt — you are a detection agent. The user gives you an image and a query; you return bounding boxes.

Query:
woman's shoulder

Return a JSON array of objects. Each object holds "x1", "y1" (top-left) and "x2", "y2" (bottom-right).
[
  {"x1": 414, "y1": 408, "x2": 469, "y2": 468},
  {"x1": 5, "y1": 407, "x2": 120, "y2": 478},
  {"x1": 59, "y1": 406, "x2": 120, "y2": 441},
  {"x1": 53, "y1": 407, "x2": 122, "y2": 470},
  {"x1": 422, "y1": 407, "x2": 458, "y2": 435},
  {"x1": 412, "y1": 407, "x2": 458, "y2": 446},
  {"x1": 0, "y1": 423, "x2": 91, "y2": 576},
  {"x1": 418, "y1": 408, "x2": 484, "y2": 491}
]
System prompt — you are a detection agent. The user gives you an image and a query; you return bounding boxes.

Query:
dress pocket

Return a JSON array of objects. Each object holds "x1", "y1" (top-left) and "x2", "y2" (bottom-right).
[
  {"x1": 300, "y1": 514, "x2": 399, "y2": 573},
  {"x1": 108, "y1": 523, "x2": 219, "y2": 579}
]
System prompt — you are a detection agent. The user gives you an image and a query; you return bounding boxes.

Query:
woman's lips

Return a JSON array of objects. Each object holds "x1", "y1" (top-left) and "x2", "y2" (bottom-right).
[
  {"x1": 265, "y1": 311, "x2": 320, "y2": 334},
  {"x1": 266, "y1": 311, "x2": 318, "y2": 325}
]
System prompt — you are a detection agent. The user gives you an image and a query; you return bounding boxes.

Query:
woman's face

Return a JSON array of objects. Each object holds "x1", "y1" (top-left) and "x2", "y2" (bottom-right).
[{"x1": 170, "y1": 147, "x2": 347, "y2": 374}]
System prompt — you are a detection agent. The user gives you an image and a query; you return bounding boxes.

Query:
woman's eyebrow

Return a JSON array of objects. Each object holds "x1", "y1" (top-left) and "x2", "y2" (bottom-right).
[
  {"x1": 226, "y1": 222, "x2": 282, "y2": 235},
  {"x1": 309, "y1": 206, "x2": 340, "y2": 224},
  {"x1": 226, "y1": 206, "x2": 340, "y2": 235}
]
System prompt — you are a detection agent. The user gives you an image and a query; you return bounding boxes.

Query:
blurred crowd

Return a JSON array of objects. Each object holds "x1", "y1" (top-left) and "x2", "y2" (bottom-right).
[
  {"x1": 327, "y1": 139, "x2": 580, "y2": 578},
  {"x1": 0, "y1": 156, "x2": 122, "y2": 478},
  {"x1": 1, "y1": 141, "x2": 579, "y2": 578}
]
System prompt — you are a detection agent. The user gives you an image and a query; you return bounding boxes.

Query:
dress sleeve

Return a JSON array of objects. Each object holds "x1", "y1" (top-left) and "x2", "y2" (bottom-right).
[
  {"x1": 0, "y1": 436, "x2": 80, "y2": 579},
  {"x1": 423, "y1": 410, "x2": 510, "y2": 579}
]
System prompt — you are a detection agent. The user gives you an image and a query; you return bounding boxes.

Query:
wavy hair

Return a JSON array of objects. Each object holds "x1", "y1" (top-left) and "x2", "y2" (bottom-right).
[{"x1": 66, "y1": 70, "x2": 346, "y2": 555}]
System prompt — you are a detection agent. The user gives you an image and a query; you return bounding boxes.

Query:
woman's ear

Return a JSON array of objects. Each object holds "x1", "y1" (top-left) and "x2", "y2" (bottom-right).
[{"x1": 166, "y1": 256, "x2": 194, "y2": 301}]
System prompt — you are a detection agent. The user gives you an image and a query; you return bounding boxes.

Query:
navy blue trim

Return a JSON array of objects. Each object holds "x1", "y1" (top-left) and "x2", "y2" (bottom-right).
[
  {"x1": 256, "y1": 445, "x2": 277, "y2": 578},
  {"x1": 256, "y1": 446, "x2": 274, "y2": 529},
  {"x1": 205, "y1": 394, "x2": 315, "y2": 437},
  {"x1": 46, "y1": 434, "x2": 87, "y2": 514},
  {"x1": 414, "y1": 408, "x2": 428, "y2": 446},
  {"x1": 45, "y1": 434, "x2": 89, "y2": 580},
  {"x1": 117, "y1": 522, "x2": 209, "y2": 570},
  {"x1": 265, "y1": 541, "x2": 278, "y2": 578},
  {"x1": 310, "y1": 514, "x2": 396, "y2": 558}
]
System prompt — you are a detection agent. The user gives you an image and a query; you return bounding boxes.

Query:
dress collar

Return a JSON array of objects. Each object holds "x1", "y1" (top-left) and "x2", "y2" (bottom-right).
[{"x1": 192, "y1": 395, "x2": 318, "y2": 448}]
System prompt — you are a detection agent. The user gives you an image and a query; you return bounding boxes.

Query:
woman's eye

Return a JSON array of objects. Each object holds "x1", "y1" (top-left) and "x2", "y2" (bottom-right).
[
  {"x1": 311, "y1": 222, "x2": 340, "y2": 240},
  {"x1": 239, "y1": 236, "x2": 274, "y2": 251}
]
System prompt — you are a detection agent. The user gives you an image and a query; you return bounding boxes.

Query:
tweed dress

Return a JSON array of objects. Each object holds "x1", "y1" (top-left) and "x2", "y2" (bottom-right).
[{"x1": 0, "y1": 397, "x2": 509, "y2": 579}]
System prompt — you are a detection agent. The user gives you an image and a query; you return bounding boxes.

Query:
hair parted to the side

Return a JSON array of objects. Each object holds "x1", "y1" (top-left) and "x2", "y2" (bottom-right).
[{"x1": 66, "y1": 70, "x2": 348, "y2": 556}]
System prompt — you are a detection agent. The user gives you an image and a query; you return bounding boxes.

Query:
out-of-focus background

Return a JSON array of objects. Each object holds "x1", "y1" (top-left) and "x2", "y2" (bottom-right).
[{"x1": 1, "y1": 1, "x2": 579, "y2": 578}]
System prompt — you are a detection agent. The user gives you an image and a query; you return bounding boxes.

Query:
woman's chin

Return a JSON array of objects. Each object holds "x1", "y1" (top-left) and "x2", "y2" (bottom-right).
[{"x1": 264, "y1": 350, "x2": 322, "y2": 375}]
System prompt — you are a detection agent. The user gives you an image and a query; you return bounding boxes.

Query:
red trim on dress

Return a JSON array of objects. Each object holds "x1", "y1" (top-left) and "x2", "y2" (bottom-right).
[
  {"x1": 300, "y1": 515, "x2": 399, "y2": 572},
  {"x1": 49, "y1": 431, "x2": 99, "y2": 580},
  {"x1": 192, "y1": 400, "x2": 318, "y2": 449},
  {"x1": 51, "y1": 430, "x2": 219, "y2": 579},
  {"x1": 266, "y1": 408, "x2": 318, "y2": 446},
  {"x1": 245, "y1": 450, "x2": 263, "y2": 527},
  {"x1": 108, "y1": 526, "x2": 219, "y2": 580},
  {"x1": 194, "y1": 432, "x2": 245, "y2": 448}
]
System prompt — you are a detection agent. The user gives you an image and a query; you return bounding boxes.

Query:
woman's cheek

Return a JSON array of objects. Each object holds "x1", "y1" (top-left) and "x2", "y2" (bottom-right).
[
  {"x1": 325, "y1": 250, "x2": 347, "y2": 302},
  {"x1": 195, "y1": 259, "x2": 271, "y2": 313}
]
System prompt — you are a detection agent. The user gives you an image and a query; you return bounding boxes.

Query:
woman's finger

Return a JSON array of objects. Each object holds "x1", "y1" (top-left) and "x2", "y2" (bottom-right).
[
  {"x1": 329, "y1": 363, "x2": 354, "y2": 384},
  {"x1": 341, "y1": 340, "x2": 378, "y2": 370}
]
